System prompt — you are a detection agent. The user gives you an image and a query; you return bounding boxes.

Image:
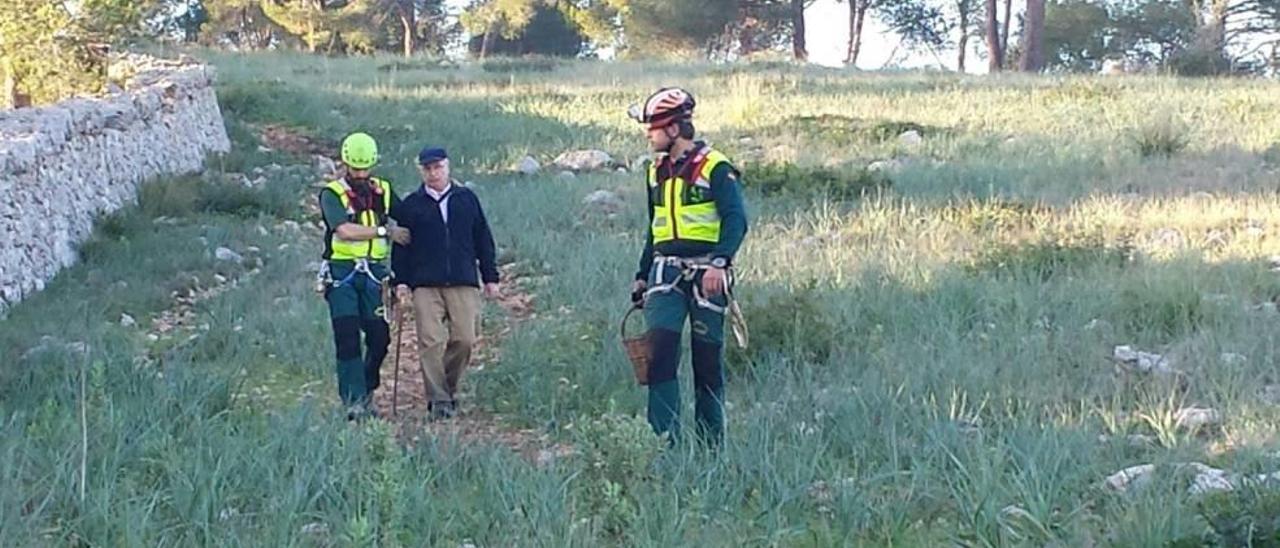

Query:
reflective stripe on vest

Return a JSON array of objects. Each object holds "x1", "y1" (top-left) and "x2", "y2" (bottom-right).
[
  {"x1": 325, "y1": 178, "x2": 393, "y2": 261},
  {"x1": 647, "y1": 147, "x2": 731, "y2": 244}
]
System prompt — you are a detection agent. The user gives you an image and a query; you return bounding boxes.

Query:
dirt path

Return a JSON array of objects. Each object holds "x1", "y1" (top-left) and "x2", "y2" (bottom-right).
[
  {"x1": 368, "y1": 239, "x2": 571, "y2": 464},
  {"x1": 253, "y1": 124, "x2": 573, "y2": 463}
]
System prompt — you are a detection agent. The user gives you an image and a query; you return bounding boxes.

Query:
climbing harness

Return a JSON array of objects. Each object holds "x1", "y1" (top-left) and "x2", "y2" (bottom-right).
[
  {"x1": 314, "y1": 258, "x2": 390, "y2": 321},
  {"x1": 643, "y1": 255, "x2": 749, "y2": 349}
]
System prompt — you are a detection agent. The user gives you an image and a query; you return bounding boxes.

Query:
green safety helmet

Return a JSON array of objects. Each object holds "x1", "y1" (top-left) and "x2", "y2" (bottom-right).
[{"x1": 340, "y1": 132, "x2": 379, "y2": 169}]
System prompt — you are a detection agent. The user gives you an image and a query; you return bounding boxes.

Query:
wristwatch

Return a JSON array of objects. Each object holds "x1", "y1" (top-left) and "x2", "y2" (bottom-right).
[
  {"x1": 710, "y1": 257, "x2": 729, "y2": 269},
  {"x1": 376, "y1": 226, "x2": 388, "y2": 238}
]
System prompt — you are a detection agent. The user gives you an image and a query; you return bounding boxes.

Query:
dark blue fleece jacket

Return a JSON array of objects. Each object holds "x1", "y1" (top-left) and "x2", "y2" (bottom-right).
[{"x1": 389, "y1": 184, "x2": 499, "y2": 288}]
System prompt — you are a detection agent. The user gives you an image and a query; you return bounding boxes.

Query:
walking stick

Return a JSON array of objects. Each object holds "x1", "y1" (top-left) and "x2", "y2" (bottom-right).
[{"x1": 391, "y1": 301, "x2": 404, "y2": 417}]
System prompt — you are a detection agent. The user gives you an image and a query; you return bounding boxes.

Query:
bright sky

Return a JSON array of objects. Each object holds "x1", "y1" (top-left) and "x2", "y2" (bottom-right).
[
  {"x1": 446, "y1": 1, "x2": 1278, "y2": 74},
  {"x1": 444, "y1": 0, "x2": 932, "y2": 70},
  {"x1": 805, "y1": 0, "x2": 914, "y2": 69}
]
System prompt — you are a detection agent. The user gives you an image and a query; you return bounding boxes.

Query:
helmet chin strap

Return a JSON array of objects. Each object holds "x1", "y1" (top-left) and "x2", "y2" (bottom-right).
[{"x1": 659, "y1": 124, "x2": 680, "y2": 154}]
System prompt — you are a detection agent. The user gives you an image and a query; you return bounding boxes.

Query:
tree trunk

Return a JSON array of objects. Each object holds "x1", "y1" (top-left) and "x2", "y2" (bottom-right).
[
  {"x1": 739, "y1": 17, "x2": 758, "y2": 56},
  {"x1": 479, "y1": 26, "x2": 496, "y2": 59},
  {"x1": 1195, "y1": 0, "x2": 1228, "y2": 53},
  {"x1": 1000, "y1": 0, "x2": 1012, "y2": 58},
  {"x1": 2, "y1": 59, "x2": 17, "y2": 110},
  {"x1": 985, "y1": 0, "x2": 1002, "y2": 71},
  {"x1": 792, "y1": 0, "x2": 808, "y2": 61},
  {"x1": 845, "y1": 1, "x2": 856, "y2": 64},
  {"x1": 957, "y1": 0, "x2": 971, "y2": 72},
  {"x1": 1019, "y1": 0, "x2": 1045, "y2": 71},
  {"x1": 846, "y1": 1, "x2": 868, "y2": 65},
  {"x1": 399, "y1": 2, "x2": 415, "y2": 58}
]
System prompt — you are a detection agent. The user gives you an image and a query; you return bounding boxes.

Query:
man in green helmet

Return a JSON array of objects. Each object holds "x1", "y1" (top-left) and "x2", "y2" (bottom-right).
[{"x1": 317, "y1": 132, "x2": 411, "y2": 420}]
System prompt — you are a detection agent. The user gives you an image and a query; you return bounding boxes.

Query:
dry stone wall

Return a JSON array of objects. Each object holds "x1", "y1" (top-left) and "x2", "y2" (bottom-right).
[{"x1": 0, "y1": 54, "x2": 230, "y2": 315}]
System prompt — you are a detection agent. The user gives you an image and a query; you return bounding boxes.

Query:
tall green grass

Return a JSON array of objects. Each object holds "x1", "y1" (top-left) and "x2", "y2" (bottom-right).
[{"x1": 3, "y1": 51, "x2": 1280, "y2": 545}]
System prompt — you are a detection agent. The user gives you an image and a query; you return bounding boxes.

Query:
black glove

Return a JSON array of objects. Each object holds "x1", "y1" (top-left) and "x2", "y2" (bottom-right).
[{"x1": 630, "y1": 287, "x2": 645, "y2": 307}]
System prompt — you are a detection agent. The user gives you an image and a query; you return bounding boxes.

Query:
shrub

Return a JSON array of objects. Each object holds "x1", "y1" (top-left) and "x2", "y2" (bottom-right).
[
  {"x1": 744, "y1": 162, "x2": 890, "y2": 201},
  {"x1": 1130, "y1": 116, "x2": 1190, "y2": 159},
  {"x1": 967, "y1": 233, "x2": 1134, "y2": 281}
]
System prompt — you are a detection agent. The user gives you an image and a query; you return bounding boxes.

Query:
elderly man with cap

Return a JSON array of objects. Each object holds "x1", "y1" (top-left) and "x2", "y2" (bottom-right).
[{"x1": 390, "y1": 146, "x2": 500, "y2": 420}]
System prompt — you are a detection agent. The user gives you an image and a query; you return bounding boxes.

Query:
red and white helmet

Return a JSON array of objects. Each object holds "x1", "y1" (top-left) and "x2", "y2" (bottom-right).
[{"x1": 628, "y1": 87, "x2": 695, "y2": 129}]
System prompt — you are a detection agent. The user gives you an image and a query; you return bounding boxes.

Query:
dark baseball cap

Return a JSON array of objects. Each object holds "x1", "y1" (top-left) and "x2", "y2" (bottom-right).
[{"x1": 417, "y1": 147, "x2": 448, "y2": 165}]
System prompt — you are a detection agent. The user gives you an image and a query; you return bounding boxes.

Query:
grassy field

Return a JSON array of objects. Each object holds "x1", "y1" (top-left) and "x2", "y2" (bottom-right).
[{"x1": 4, "y1": 51, "x2": 1280, "y2": 545}]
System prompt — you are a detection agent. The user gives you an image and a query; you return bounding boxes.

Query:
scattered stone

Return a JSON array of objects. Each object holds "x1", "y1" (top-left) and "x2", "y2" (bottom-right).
[
  {"x1": 897, "y1": 130, "x2": 923, "y2": 148},
  {"x1": 282, "y1": 220, "x2": 301, "y2": 232},
  {"x1": 514, "y1": 156, "x2": 541, "y2": 175},
  {"x1": 1112, "y1": 345, "x2": 1176, "y2": 375},
  {"x1": 552, "y1": 149, "x2": 614, "y2": 172},
  {"x1": 1084, "y1": 318, "x2": 1111, "y2": 331},
  {"x1": 1189, "y1": 466, "x2": 1235, "y2": 495},
  {"x1": 256, "y1": 145, "x2": 272, "y2": 153},
  {"x1": 1152, "y1": 228, "x2": 1185, "y2": 248},
  {"x1": 1220, "y1": 352, "x2": 1247, "y2": 365},
  {"x1": 300, "y1": 522, "x2": 329, "y2": 536},
  {"x1": 1100, "y1": 58, "x2": 1128, "y2": 75},
  {"x1": 120, "y1": 313, "x2": 136, "y2": 327},
  {"x1": 1262, "y1": 385, "x2": 1280, "y2": 405},
  {"x1": 557, "y1": 170, "x2": 576, "y2": 180},
  {"x1": 1098, "y1": 433, "x2": 1158, "y2": 447},
  {"x1": 1104, "y1": 464, "x2": 1156, "y2": 492},
  {"x1": 21, "y1": 336, "x2": 90, "y2": 360},
  {"x1": 1174, "y1": 407, "x2": 1221, "y2": 431},
  {"x1": 582, "y1": 190, "x2": 623, "y2": 213},
  {"x1": 215, "y1": 247, "x2": 244, "y2": 264},
  {"x1": 1203, "y1": 293, "x2": 1233, "y2": 304},
  {"x1": 807, "y1": 480, "x2": 834, "y2": 504},
  {"x1": 534, "y1": 445, "x2": 577, "y2": 468},
  {"x1": 218, "y1": 508, "x2": 240, "y2": 521},
  {"x1": 867, "y1": 159, "x2": 903, "y2": 172},
  {"x1": 312, "y1": 155, "x2": 337, "y2": 177}
]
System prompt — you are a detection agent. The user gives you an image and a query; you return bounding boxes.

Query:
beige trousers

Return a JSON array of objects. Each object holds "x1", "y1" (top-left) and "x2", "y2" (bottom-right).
[{"x1": 411, "y1": 286, "x2": 480, "y2": 405}]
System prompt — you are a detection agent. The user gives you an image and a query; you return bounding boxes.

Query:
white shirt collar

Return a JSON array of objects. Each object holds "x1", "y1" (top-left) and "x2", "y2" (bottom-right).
[{"x1": 423, "y1": 182, "x2": 452, "y2": 200}]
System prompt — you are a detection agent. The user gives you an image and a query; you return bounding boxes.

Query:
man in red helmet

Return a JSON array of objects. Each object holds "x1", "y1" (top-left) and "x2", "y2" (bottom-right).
[{"x1": 628, "y1": 87, "x2": 749, "y2": 447}]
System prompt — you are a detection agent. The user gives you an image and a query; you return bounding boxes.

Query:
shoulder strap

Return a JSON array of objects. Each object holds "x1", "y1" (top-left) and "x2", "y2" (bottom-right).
[
  {"x1": 373, "y1": 178, "x2": 393, "y2": 212},
  {"x1": 683, "y1": 145, "x2": 713, "y2": 182},
  {"x1": 698, "y1": 149, "x2": 732, "y2": 181},
  {"x1": 323, "y1": 181, "x2": 351, "y2": 209}
]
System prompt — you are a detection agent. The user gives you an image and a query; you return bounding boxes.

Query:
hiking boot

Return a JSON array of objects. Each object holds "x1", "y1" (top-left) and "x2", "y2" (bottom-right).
[
  {"x1": 346, "y1": 402, "x2": 382, "y2": 423},
  {"x1": 428, "y1": 400, "x2": 456, "y2": 421}
]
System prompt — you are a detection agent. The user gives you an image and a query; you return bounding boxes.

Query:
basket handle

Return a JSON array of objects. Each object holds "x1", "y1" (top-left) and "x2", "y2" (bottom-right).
[{"x1": 620, "y1": 304, "x2": 644, "y2": 339}]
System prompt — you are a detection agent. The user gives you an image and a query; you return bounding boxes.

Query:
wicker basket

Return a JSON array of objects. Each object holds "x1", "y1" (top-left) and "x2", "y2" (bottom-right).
[{"x1": 620, "y1": 305, "x2": 651, "y2": 385}]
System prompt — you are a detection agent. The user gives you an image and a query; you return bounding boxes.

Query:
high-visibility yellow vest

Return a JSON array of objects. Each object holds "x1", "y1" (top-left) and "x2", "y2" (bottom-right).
[
  {"x1": 647, "y1": 147, "x2": 732, "y2": 244},
  {"x1": 324, "y1": 178, "x2": 393, "y2": 261}
]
